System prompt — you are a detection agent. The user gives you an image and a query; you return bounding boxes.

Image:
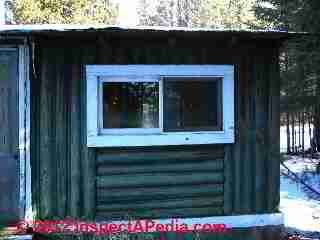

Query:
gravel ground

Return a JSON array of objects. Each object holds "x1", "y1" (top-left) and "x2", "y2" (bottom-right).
[{"x1": 284, "y1": 227, "x2": 320, "y2": 239}]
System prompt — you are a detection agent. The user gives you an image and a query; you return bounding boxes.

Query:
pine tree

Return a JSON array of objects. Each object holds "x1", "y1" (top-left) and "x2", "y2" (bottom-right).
[
  {"x1": 137, "y1": 0, "x2": 257, "y2": 29},
  {"x1": 12, "y1": 0, "x2": 117, "y2": 24},
  {"x1": 255, "y1": 0, "x2": 320, "y2": 153}
]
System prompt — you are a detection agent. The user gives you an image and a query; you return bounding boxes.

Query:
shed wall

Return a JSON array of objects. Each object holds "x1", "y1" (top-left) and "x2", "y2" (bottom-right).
[
  {"x1": 96, "y1": 146, "x2": 224, "y2": 220},
  {"x1": 30, "y1": 34, "x2": 280, "y2": 220}
]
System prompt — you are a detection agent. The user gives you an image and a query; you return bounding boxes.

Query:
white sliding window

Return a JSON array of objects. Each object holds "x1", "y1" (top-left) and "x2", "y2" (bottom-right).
[{"x1": 86, "y1": 65, "x2": 234, "y2": 147}]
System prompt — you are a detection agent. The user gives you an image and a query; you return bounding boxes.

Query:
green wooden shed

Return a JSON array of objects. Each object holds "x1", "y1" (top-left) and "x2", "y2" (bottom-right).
[{"x1": 0, "y1": 25, "x2": 292, "y2": 239}]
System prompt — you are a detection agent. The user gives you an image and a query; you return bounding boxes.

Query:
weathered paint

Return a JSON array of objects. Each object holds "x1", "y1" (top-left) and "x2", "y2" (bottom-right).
[
  {"x1": 96, "y1": 146, "x2": 224, "y2": 219},
  {"x1": 29, "y1": 32, "x2": 281, "y2": 226}
]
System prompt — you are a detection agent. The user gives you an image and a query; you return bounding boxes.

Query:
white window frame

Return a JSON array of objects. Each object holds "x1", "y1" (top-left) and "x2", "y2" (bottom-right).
[
  {"x1": 98, "y1": 76, "x2": 160, "y2": 135},
  {"x1": 86, "y1": 65, "x2": 234, "y2": 147}
]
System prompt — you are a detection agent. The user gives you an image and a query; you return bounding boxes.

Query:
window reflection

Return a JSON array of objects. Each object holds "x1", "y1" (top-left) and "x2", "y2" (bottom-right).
[
  {"x1": 163, "y1": 77, "x2": 223, "y2": 131},
  {"x1": 103, "y1": 82, "x2": 159, "y2": 128}
]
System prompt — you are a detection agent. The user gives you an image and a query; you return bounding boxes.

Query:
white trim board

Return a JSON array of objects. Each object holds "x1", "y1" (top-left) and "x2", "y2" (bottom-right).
[
  {"x1": 18, "y1": 44, "x2": 32, "y2": 222},
  {"x1": 22, "y1": 44, "x2": 32, "y2": 221},
  {"x1": 98, "y1": 213, "x2": 284, "y2": 230},
  {"x1": 18, "y1": 45, "x2": 26, "y2": 221},
  {"x1": 86, "y1": 65, "x2": 235, "y2": 147}
]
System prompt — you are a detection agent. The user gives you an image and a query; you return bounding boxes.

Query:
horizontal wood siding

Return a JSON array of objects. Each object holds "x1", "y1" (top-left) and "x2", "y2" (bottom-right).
[
  {"x1": 96, "y1": 146, "x2": 224, "y2": 219},
  {"x1": 30, "y1": 33, "x2": 280, "y2": 221}
]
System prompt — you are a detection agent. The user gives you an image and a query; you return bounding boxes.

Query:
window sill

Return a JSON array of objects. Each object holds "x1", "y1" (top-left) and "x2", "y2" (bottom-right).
[{"x1": 87, "y1": 132, "x2": 234, "y2": 147}]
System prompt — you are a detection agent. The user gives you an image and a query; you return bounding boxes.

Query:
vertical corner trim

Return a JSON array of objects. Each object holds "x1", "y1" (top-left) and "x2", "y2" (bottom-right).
[{"x1": 18, "y1": 44, "x2": 32, "y2": 221}]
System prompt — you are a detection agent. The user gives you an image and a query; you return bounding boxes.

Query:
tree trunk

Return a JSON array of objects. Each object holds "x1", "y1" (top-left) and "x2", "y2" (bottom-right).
[
  {"x1": 313, "y1": 74, "x2": 320, "y2": 152},
  {"x1": 309, "y1": 110, "x2": 312, "y2": 151},
  {"x1": 302, "y1": 110, "x2": 305, "y2": 157},
  {"x1": 286, "y1": 112, "x2": 291, "y2": 154},
  {"x1": 298, "y1": 111, "x2": 301, "y2": 151},
  {"x1": 314, "y1": 105, "x2": 320, "y2": 152},
  {"x1": 291, "y1": 113, "x2": 295, "y2": 153}
]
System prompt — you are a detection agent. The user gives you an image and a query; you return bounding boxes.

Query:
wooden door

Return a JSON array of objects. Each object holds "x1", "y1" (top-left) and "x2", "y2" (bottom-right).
[{"x1": 0, "y1": 48, "x2": 20, "y2": 225}]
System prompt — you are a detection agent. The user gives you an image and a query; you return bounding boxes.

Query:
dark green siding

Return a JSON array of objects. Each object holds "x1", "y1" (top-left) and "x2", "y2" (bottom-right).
[
  {"x1": 96, "y1": 146, "x2": 224, "y2": 219},
  {"x1": 30, "y1": 33, "x2": 280, "y2": 222},
  {"x1": 223, "y1": 46, "x2": 280, "y2": 215}
]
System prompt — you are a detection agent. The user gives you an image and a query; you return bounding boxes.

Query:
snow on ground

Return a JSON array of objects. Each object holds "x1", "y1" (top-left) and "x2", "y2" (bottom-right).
[
  {"x1": 280, "y1": 126, "x2": 313, "y2": 153},
  {"x1": 280, "y1": 156, "x2": 320, "y2": 232}
]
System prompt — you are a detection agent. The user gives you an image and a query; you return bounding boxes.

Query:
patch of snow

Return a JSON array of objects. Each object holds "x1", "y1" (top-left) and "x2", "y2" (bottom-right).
[
  {"x1": 280, "y1": 156, "x2": 320, "y2": 232},
  {"x1": 280, "y1": 126, "x2": 313, "y2": 153},
  {"x1": 280, "y1": 197, "x2": 320, "y2": 232},
  {"x1": 282, "y1": 156, "x2": 316, "y2": 173}
]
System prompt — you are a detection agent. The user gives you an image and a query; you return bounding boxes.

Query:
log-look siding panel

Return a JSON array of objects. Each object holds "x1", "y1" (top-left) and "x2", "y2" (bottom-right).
[
  {"x1": 96, "y1": 146, "x2": 225, "y2": 219},
  {"x1": 31, "y1": 35, "x2": 280, "y2": 221}
]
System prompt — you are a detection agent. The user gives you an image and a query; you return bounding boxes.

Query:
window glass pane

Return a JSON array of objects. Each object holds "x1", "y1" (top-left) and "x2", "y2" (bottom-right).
[
  {"x1": 163, "y1": 77, "x2": 223, "y2": 132},
  {"x1": 103, "y1": 82, "x2": 159, "y2": 128}
]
